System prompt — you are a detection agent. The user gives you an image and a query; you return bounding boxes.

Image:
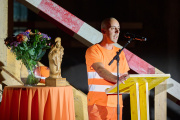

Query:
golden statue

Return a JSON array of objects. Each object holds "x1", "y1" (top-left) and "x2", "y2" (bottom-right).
[
  {"x1": 45, "y1": 37, "x2": 66, "y2": 86},
  {"x1": 48, "y1": 37, "x2": 64, "y2": 78}
]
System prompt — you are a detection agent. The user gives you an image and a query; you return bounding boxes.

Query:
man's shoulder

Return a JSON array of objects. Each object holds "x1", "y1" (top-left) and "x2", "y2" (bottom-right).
[
  {"x1": 89, "y1": 44, "x2": 99, "y2": 48},
  {"x1": 86, "y1": 44, "x2": 99, "y2": 51}
]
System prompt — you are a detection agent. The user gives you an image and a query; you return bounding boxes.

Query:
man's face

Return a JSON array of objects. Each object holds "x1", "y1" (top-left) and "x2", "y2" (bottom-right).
[{"x1": 103, "y1": 19, "x2": 120, "y2": 43}]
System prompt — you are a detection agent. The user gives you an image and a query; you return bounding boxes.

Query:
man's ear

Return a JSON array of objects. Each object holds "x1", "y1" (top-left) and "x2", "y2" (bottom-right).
[{"x1": 101, "y1": 29, "x2": 106, "y2": 34}]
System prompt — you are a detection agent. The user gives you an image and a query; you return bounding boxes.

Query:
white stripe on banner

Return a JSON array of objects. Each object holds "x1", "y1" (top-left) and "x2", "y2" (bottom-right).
[
  {"x1": 88, "y1": 72, "x2": 118, "y2": 79},
  {"x1": 89, "y1": 84, "x2": 112, "y2": 92}
]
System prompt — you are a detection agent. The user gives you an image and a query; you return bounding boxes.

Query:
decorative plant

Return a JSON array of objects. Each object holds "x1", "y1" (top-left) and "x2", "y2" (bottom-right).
[{"x1": 4, "y1": 29, "x2": 52, "y2": 85}]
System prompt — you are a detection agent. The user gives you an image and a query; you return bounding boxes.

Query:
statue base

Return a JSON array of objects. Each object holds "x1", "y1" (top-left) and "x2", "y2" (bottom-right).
[{"x1": 45, "y1": 77, "x2": 67, "y2": 87}]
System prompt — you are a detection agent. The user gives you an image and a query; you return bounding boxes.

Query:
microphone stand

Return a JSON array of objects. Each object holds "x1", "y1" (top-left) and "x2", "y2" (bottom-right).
[{"x1": 108, "y1": 38, "x2": 133, "y2": 120}]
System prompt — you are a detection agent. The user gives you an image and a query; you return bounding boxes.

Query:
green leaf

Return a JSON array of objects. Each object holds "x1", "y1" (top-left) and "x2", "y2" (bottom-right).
[
  {"x1": 33, "y1": 41, "x2": 37, "y2": 47},
  {"x1": 36, "y1": 50, "x2": 46, "y2": 60},
  {"x1": 38, "y1": 49, "x2": 42, "y2": 56},
  {"x1": 20, "y1": 46, "x2": 24, "y2": 50},
  {"x1": 28, "y1": 48, "x2": 35, "y2": 55},
  {"x1": 23, "y1": 43, "x2": 28, "y2": 50}
]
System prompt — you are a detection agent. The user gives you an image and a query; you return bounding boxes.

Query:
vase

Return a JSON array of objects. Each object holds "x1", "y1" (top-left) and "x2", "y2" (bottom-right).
[{"x1": 20, "y1": 61, "x2": 41, "y2": 86}]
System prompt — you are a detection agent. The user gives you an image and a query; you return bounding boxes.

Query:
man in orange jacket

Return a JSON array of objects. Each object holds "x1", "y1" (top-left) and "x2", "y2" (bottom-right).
[{"x1": 85, "y1": 17, "x2": 130, "y2": 120}]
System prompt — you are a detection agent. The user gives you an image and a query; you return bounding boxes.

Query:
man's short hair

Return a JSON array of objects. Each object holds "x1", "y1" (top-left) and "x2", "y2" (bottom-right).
[{"x1": 101, "y1": 17, "x2": 117, "y2": 30}]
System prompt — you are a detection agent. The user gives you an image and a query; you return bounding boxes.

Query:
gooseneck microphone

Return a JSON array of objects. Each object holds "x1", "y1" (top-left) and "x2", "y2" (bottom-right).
[{"x1": 124, "y1": 32, "x2": 147, "y2": 41}]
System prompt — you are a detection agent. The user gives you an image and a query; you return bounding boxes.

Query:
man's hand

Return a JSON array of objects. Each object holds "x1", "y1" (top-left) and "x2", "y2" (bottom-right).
[{"x1": 119, "y1": 74, "x2": 129, "y2": 84}]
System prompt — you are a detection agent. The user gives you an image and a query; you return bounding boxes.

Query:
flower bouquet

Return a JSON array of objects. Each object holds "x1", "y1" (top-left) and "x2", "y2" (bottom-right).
[{"x1": 4, "y1": 29, "x2": 52, "y2": 86}]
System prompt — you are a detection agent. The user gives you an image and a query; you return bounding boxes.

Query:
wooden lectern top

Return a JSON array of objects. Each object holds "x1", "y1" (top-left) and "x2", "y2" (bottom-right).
[{"x1": 105, "y1": 74, "x2": 171, "y2": 94}]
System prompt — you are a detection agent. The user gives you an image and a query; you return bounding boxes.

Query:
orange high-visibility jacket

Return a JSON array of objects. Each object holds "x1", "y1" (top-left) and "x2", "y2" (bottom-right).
[{"x1": 85, "y1": 44, "x2": 130, "y2": 107}]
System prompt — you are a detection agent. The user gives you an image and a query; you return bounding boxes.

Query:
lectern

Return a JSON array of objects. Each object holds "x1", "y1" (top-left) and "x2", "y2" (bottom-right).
[{"x1": 105, "y1": 74, "x2": 170, "y2": 120}]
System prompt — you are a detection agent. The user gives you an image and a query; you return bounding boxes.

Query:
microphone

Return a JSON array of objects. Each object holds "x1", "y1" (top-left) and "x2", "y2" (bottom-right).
[{"x1": 124, "y1": 32, "x2": 147, "y2": 41}]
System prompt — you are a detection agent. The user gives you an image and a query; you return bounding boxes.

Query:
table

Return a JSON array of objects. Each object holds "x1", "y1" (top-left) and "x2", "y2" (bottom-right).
[{"x1": 0, "y1": 85, "x2": 75, "y2": 120}]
